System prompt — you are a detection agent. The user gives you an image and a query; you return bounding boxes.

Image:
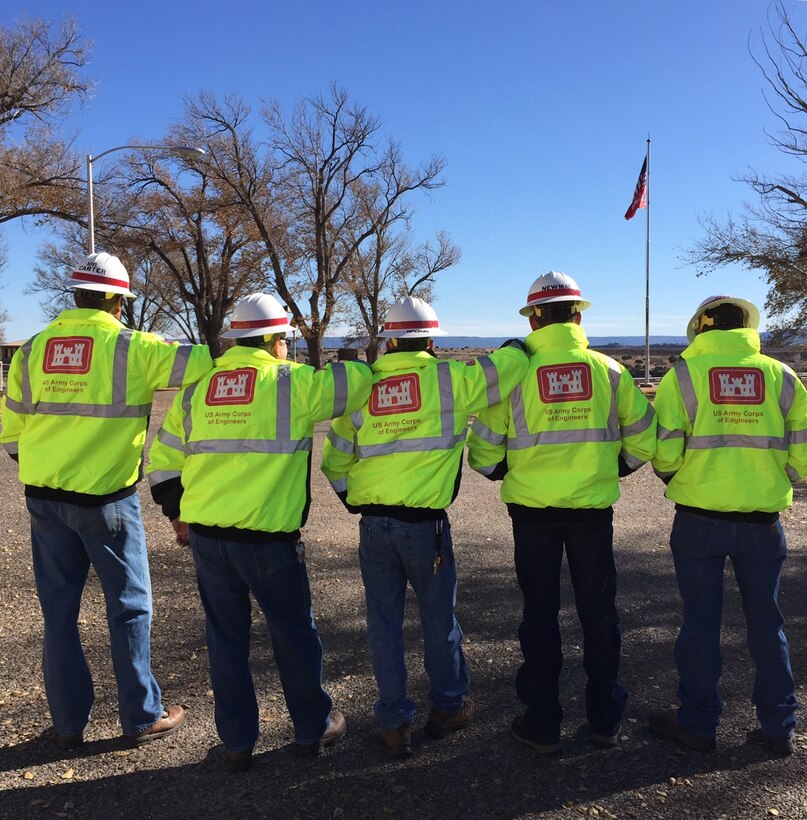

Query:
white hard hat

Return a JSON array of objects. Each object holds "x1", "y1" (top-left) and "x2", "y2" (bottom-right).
[
  {"x1": 378, "y1": 296, "x2": 447, "y2": 338},
  {"x1": 224, "y1": 293, "x2": 294, "y2": 338},
  {"x1": 686, "y1": 294, "x2": 760, "y2": 342},
  {"x1": 67, "y1": 252, "x2": 136, "y2": 298},
  {"x1": 519, "y1": 271, "x2": 591, "y2": 317}
]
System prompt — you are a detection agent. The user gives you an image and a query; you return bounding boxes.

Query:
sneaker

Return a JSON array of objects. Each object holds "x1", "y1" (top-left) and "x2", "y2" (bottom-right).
[
  {"x1": 223, "y1": 748, "x2": 253, "y2": 773},
  {"x1": 510, "y1": 716, "x2": 563, "y2": 756},
  {"x1": 574, "y1": 722, "x2": 619, "y2": 748},
  {"x1": 746, "y1": 728, "x2": 794, "y2": 757},
  {"x1": 649, "y1": 709, "x2": 715, "y2": 752},
  {"x1": 127, "y1": 706, "x2": 186, "y2": 746},
  {"x1": 425, "y1": 699, "x2": 475, "y2": 739},
  {"x1": 381, "y1": 722, "x2": 413, "y2": 760},
  {"x1": 295, "y1": 710, "x2": 347, "y2": 757}
]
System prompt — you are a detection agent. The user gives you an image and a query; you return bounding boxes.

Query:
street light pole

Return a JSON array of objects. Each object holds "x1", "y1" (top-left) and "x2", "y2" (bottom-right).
[{"x1": 85, "y1": 144, "x2": 206, "y2": 254}]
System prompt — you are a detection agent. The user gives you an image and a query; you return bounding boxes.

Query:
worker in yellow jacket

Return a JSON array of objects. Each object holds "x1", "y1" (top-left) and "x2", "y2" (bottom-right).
[
  {"x1": 649, "y1": 295, "x2": 807, "y2": 756},
  {"x1": 0, "y1": 252, "x2": 212, "y2": 749},
  {"x1": 321, "y1": 295, "x2": 530, "y2": 759},
  {"x1": 467, "y1": 271, "x2": 656, "y2": 755},
  {"x1": 148, "y1": 293, "x2": 373, "y2": 770}
]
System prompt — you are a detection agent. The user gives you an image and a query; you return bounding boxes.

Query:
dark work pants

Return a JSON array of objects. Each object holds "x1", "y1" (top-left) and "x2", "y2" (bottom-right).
[{"x1": 511, "y1": 507, "x2": 627, "y2": 743}]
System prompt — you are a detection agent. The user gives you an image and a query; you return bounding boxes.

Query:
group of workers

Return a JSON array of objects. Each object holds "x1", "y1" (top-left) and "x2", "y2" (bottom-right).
[{"x1": 1, "y1": 253, "x2": 805, "y2": 773}]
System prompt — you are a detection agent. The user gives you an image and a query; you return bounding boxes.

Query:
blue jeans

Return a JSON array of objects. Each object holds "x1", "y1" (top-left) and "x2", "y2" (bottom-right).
[
  {"x1": 670, "y1": 510, "x2": 798, "y2": 740},
  {"x1": 511, "y1": 509, "x2": 627, "y2": 744},
  {"x1": 26, "y1": 495, "x2": 163, "y2": 736},
  {"x1": 191, "y1": 533, "x2": 332, "y2": 751},
  {"x1": 358, "y1": 516, "x2": 469, "y2": 730}
]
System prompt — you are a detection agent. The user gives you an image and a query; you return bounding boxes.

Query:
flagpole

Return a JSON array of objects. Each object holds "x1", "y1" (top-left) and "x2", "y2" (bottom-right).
[{"x1": 643, "y1": 136, "x2": 651, "y2": 386}]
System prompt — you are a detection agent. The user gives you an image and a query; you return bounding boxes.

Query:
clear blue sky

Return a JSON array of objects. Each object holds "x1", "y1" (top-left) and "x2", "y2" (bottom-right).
[{"x1": 1, "y1": 0, "x2": 802, "y2": 341}]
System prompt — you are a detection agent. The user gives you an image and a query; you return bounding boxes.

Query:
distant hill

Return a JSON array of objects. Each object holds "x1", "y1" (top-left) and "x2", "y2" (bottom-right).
[{"x1": 314, "y1": 335, "x2": 689, "y2": 349}]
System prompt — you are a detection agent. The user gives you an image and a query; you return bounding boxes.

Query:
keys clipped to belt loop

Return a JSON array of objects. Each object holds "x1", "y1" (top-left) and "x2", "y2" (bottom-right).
[
  {"x1": 295, "y1": 541, "x2": 306, "y2": 563},
  {"x1": 433, "y1": 518, "x2": 444, "y2": 575}
]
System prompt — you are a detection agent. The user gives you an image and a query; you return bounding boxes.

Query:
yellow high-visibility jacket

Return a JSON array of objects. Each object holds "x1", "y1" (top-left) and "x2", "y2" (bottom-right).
[
  {"x1": 321, "y1": 345, "x2": 529, "y2": 513},
  {"x1": 148, "y1": 346, "x2": 373, "y2": 535},
  {"x1": 653, "y1": 328, "x2": 807, "y2": 513},
  {"x1": 467, "y1": 323, "x2": 656, "y2": 509},
  {"x1": 0, "y1": 309, "x2": 212, "y2": 499}
]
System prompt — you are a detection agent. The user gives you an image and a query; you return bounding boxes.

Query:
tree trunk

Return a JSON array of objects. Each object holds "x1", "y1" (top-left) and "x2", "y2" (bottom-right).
[
  {"x1": 365, "y1": 337, "x2": 381, "y2": 364},
  {"x1": 307, "y1": 334, "x2": 323, "y2": 369}
]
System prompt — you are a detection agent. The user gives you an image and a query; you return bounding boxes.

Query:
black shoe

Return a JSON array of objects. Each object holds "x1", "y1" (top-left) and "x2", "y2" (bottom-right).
[
  {"x1": 56, "y1": 732, "x2": 84, "y2": 750},
  {"x1": 649, "y1": 709, "x2": 715, "y2": 752},
  {"x1": 574, "y1": 722, "x2": 620, "y2": 748},
  {"x1": 510, "y1": 716, "x2": 562, "y2": 756},
  {"x1": 746, "y1": 728, "x2": 794, "y2": 756},
  {"x1": 223, "y1": 748, "x2": 253, "y2": 772}
]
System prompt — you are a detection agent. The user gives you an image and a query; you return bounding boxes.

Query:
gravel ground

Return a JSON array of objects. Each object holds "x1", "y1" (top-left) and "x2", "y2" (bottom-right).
[{"x1": 1, "y1": 390, "x2": 806, "y2": 819}]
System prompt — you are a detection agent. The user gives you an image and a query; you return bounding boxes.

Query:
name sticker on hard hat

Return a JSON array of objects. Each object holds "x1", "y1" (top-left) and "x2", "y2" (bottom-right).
[
  {"x1": 369, "y1": 373, "x2": 422, "y2": 416},
  {"x1": 205, "y1": 368, "x2": 257, "y2": 406},
  {"x1": 708, "y1": 367, "x2": 765, "y2": 405},
  {"x1": 537, "y1": 363, "x2": 593, "y2": 403},
  {"x1": 43, "y1": 337, "x2": 94, "y2": 374}
]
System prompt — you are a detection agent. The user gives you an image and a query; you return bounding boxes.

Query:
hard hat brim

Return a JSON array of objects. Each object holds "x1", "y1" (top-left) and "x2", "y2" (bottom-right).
[
  {"x1": 67, "y1": 278, "x2": 136, "y2": 299},
  {"x1": 518, "y1": 297, "x2": 591, "y2": 317},
  {"x1": 223, "y1": 322, "x2": 295, "y2": 339},
  {"x1": 686, "y1": 296, "x2": 760, "y2": 342},
  {"x1": 378, "y1": 327, "x2": 448, "y2": 338}
]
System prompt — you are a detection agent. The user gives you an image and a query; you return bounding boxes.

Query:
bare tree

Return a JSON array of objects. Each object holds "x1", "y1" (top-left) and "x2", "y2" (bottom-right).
[
  {"x1": 110, "y1": 150, "x2": 266, "y2": 355},
  {"x1": 344, "y1": 229, "x2": 460, "y2": 362},
  {"x1": 29, "y1": 237, "x2": 191, "y2": 336},
  {"x1": 0, "y1": 16, "x2": 91, "y2": 129},
  {"x1": 0, "y1": 236, "x2": 8, "y2": 340},
  {"x1": 689, "y1": 1, "x2": 807, "y2": 339},
  {"x1": 179, "y1": 87, "x2": 447, "y2": 367},
  {"x1": 0, "y1": 17, "x2": 90, "y2": 238}
]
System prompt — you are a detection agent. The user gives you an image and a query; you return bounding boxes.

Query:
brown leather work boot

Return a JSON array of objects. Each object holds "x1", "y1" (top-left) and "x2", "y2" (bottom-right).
[
  {"x1": 649, "y1": 709, "x2": 715, "y2": 752},
  {"x1": 295, "y1": 710, "x2": 347, "y2": 757},
  {"x1": 425, "y1": 699, "x2": 475, "y2": 739},
  {"x1": 381, "y1": 721, "x2": 413, "y2": 759},
  {"x1": 127, "y1": 705, "x2": 186, "y2": 746}
]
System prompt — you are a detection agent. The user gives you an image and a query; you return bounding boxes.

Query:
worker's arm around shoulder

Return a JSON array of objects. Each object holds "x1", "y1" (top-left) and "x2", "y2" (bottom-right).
[
  {"x1": 614, "y1": 364, "x2": 657, "y2": 474},
  {"x1": 456, "y1": 338, "x2": 530, "y2": 417},
  {"x1": 651, "y1": 367, "x2": 689, "y2": 483},
  {"x1": 307, "y1": 359, "x2": 374, "y2": 423},
  {"x1": 136, "y1": 331, "x2": 214, "y2": 390},
  {"x1": 0, "y1": 344, "x2": 28, "y2": 462},
  {"x1": 147, "y1": 387, "x2": 189, "y2": 520},
  {"x1": 783, "y1": 364, "x2": 807, "y2": 482}
]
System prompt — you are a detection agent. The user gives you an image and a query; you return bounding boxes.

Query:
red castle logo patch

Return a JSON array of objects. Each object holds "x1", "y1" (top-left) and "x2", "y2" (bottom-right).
[
  {"x1": 537, "y1": 363, "x2": 593, "y2": 403},
  {"x1": 708, "y1": 367, "x2": 765, "y2": 405},
  {"x1": 369, "y1": 373, "x2": 422, "y2": 416},
  {"x1": 43, "y1": 337, "x2": 94, "y2": 374},
  {"x1": 205, "y1": 368, "x2": 257, "y2": 406}
]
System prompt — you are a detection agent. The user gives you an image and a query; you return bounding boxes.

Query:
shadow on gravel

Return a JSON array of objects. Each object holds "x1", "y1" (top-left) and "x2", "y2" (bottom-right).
[{"x1": 0, "y1": 724, "x2": 798, "y2": 820}]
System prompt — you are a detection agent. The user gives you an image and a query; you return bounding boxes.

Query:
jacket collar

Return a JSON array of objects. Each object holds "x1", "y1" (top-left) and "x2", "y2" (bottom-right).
[
  {"x1": 683, "y1": 328, "x2": 761, "y2": 358},
  {"x1": 525, "y1": 322, "x2": 589, "y2": 355},
  {"x1": 52, "y1": 308, "x2": 123, "y2": 328},
  {"x1": 372, "y1": 350, "x2": 438, "y2": 374},
  {"x1": 213, "y1": 346, "x2": 287, "y2": 368}
]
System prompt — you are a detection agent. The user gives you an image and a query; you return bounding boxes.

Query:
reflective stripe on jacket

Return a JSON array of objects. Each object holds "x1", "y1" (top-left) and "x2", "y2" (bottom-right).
[
  {"x1": 652, "y1": 328, "x2": 807, "y2": 513},
  {"x1": 147, "y1": 347, "x2": 373, "y2": 533},
  {"x1": 467, "y1": 323, "x2": 656, "y2": 508},
  {"x1": 321, "y1": 345, "x2": 529, "y2": 510},
  {"x1": 0, "y1": 309, "x2": 212, "y2": 495}
]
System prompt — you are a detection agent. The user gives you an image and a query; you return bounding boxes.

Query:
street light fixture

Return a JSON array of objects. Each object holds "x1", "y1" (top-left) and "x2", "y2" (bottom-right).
[{"x1": 86, "y1": 144, "x2": 206, "y2": 254}]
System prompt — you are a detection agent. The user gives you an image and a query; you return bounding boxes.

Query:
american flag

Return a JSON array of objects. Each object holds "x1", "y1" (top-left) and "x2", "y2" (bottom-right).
[{"x1": 624, "y1": 157, "x2": 647, "y2": 220}]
